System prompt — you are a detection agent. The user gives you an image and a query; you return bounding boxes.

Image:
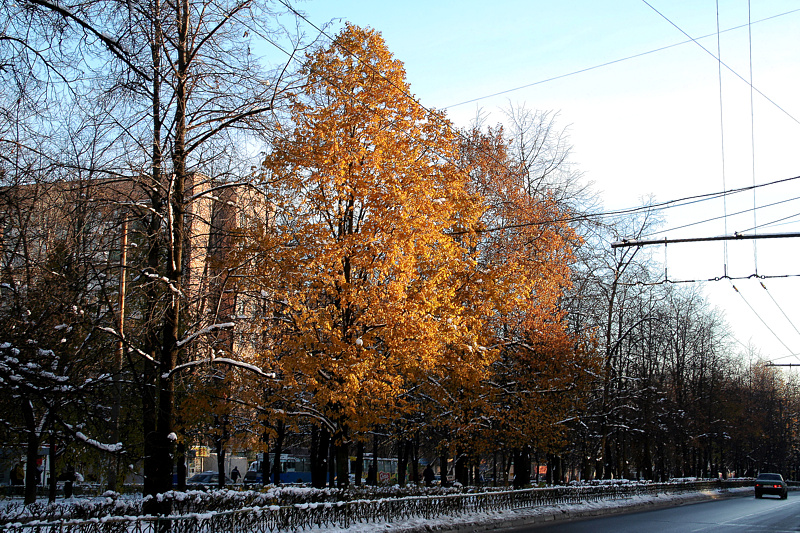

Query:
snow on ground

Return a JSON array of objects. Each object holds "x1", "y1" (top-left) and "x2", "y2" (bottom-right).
[
  {"x1": 309, "y1": 487, "x2": 753, "y2": 532},
  {"x1": 0, "y1": 486, "x2": 754, "y2": 532}
]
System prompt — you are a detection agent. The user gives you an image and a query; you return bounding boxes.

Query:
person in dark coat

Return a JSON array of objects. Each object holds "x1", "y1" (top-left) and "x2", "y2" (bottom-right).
[
  {"x1": 366, "y1": 464, "x2": 377, "y2": 486},
  {"x1": 423, "y1": 464, "x2": 435, "y2": 487},
  {"x1": 230, "y1": 466, "x2": 240, "y2": 483},
  {"x1": 11, "y1": 463, "x2": 23, "y2": 486},
  {"x1": 62, "y1": 464, "x2": 76, "y2": 498}
]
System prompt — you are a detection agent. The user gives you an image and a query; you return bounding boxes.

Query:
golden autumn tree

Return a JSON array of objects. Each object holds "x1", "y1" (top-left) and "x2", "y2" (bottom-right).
[
  {"x1": 250, "y1": 23, "x2": 490, "y2": 487},
  {"x1": 447, "y1": 125, "x2": 596, "y2": 486}
]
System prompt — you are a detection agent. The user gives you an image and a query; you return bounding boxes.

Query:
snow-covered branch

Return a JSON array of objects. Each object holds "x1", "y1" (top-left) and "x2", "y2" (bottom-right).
[
  {"x1": 62, "y1": 422, "x2": 124, "y2": 454},
  {"x1": 166, "y1": 355, "x2": 276, "y2": 380},
  {"x1": 272, "y1": 407, "x2": 336, "y2": 433},
  {"x1": 98, "y1": 327, "x2": 156, "y2": 364},
  {"x1": 175, "y1": 322, "x2": 235, "y2": 348},
  {"x1": 141, "y1": 270, "x2": 184, "y2": 296}
]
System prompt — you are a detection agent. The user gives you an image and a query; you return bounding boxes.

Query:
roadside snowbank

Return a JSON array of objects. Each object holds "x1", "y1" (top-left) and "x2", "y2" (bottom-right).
[{"x1": 310, "y1": 487, "x2": 753, "y2": 532}]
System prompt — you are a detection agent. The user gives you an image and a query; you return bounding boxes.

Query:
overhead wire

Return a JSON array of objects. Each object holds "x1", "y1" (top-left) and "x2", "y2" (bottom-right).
[
  {"x1": 274, "y1": 2, "x2": 800, "y2": 363},
  {"x1": 617, "y1": 272, "x2": 800, "y2": 288},
  {"x1": 443, "y1": 8, "x2": 800, "y2": 110},
  {"x1": 714, "y1": 0, "x2": 729, "y2": 278},
  {"x1": 642, "y1": 194, "x2": 800, "y2": 237},
  {"x1": 766, "y1": 352, "x2": 800, "y2": 363},
  {"x1": 640, "y1": 0, "x2": 800, "y2": 127},
  {"x1": 275, "y1": 0, "x2": 800, "y2": 243},
  {"x1": 748, "y1": 0, "x2": 759, "y2": 275},
  {"x1": 638, "y1": 1, "x2": 800, "y2": 365},
  {"x1": 740, "y1": 212, "x2": 800, "y2": 234},
  {"x1": 274, "y1": 0, "x2": 800, "y2": 239},
  {"x1": 483, "y1": 174, "x2": 800, "y2": 235},
  {"x1": 730, "y1": 281, "x2": 798, "y2": 360},
  {"x1": 760, "y1": 282, "x2": 800, "y2": 339},
  {"x1": 763, "y1": 217, "x2": 800, "y2": 229}
]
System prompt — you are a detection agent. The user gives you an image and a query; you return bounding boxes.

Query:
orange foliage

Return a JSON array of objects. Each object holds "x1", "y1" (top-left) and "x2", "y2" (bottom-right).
[
  {"x1": 438, "y1": 126, "x2": 594, "y2": 453},
  {"x1": 244, "y1": 25, "x2": 594, "y2": 457},
  {"x1": 251, "y1": 24, "x2": 488, "y2": 434}
]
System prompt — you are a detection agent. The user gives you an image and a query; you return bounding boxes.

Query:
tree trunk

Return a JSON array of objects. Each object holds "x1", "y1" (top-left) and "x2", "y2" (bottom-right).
[
  {"x1": 141, "y1": 3, "x2": 165, "y2": 512},
  {"x1": 149, "y1": 0, "x2": 190, "y2": 505},
  {"x1": 108, "y1": 217, "x2": 127, "y2": 493},
  {"x1": 327, "y1": 434, "x2": 336, "y2": 488},
  {"x1": 335, "y1": 435, "x2": 349, "y2": 488},
  {"x1": 310, "y1": 425, "x2": 329, "y2": 488},
  {"x1": 554, "y1": 455, "x2": 563, "y2": 484},
  {"x1": 21, "y1": 400, "x2": 39, "y2": 505},
  {"x1": 372, "y1": 433, "x2": 379, "y2": 484},
  {"x1": 454, "y1": 449, "x2": 468, "y2": 485},
  {"x1": 410, "y1": 435, "x2": 420, "y2": 486},
  {"x1": 258, "y1": 429, "x2": 270, "y2": 485},
  {"x1": 261, "y1": 447, "x2": 270, "y2": 486},
  {"x1": 272, "y1": 421, "x2": 284, "y2": 485},
  {"x1": 176, "y1": 440, "x2": 186, "y2": 491},
  {"x1": 214, "y1": 414, "x2": 228, "y2": 489},
  {"x1": 215, "y1": 436, "x2": 226, "y2": 489},
  {"x1": 354, "y1": 440, "x2": 364, "y2": 486},
  {"x1": 48, "y1": 435, "x2": 57, "y2": 502},
  {"x1": 642, "y1": 431, "x2": 652, "y2": 480},
  {"x1": 439, "y1": 448, "x2": 449, "y2": 487},
  {"x1": 397, "y1": 439, "x2": 408, "y2": 487},
  {"x1": 513, "y1": 447, "x2": 530, "y2": 489}
]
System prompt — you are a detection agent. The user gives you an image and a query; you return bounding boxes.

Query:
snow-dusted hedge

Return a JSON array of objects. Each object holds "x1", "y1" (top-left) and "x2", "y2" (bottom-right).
[{"x1": 0, "y1": 485, "x2": 469, "y2": 523}]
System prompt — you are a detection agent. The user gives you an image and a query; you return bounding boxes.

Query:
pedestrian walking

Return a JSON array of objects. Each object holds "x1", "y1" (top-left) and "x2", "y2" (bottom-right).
[
  {"x1": 11, "y1": 463, "x2": 24, "y2": 485},
  {"x1": 62, "y1": 464, "x2": 76, "y2": 498},
  {"x1": 230, "y1": 466, "x2": 240, "y2": 483},
  {"x1": 423, "y1": 464, "x2": 435, "y2": 487}
]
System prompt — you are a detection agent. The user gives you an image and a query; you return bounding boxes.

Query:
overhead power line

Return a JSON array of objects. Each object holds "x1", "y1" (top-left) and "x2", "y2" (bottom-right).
[
  {"x1": 643, "y1": 194, "x2": 800, "y2": 237},
  {"x1": 748, "y1": 0, "x2": 759, "y2": 274},
  {"x1": 275, "y1": 2, "x2": 800, "y2": 239},
  {"x1": 714, "y1": 0, "x2": 730, "y2": 277},
  {"x1": 612, "y1": 231, "x2": 800, "y2": 249},
  {"x1": 444, "y1": 7, "x2": 800, "y2": 110},
  {"x1": 761, "y1": 282, "x2": 800, "y2": 339},
  {"x1": 496, "y1": 174, "x2": 800, "y2": 236},
  {"x1": 744, "y1": 212, "x2": 800, "y2": 233},
  {"x1": 641, "y1": 0, "x2": 800, "y2": 126},
  {"x1": 730, "y1": 282, "x2": 798, "y2": 360}
]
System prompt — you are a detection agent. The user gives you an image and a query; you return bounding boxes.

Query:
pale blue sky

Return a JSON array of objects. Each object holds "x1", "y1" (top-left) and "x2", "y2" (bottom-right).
[{"x1": 288, "y1": 0, "x2": 800, "y2": 363}]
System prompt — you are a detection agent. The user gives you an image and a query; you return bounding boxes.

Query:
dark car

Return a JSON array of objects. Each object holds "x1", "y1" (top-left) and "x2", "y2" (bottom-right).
[
  {"x1": 755, "y1": 473, "x2": 788, "y2": 499},
  {"x1": 243, "y1": 469, "x2": 263, "y2": 484},
  {"x1": 186, "y1": 471, "x2": 220, "y2": 488}
]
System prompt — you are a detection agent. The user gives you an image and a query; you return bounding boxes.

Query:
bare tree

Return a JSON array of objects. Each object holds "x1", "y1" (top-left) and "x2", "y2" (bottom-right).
[{"x1": 1, "y1": 0, "x2": 310, "y2": 508}]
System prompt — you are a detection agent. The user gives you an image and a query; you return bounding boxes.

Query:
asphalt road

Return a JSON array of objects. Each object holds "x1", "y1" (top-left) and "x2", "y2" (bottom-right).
[{"x1": 503, "y1": 492, "x2": 800, "y2": 532}]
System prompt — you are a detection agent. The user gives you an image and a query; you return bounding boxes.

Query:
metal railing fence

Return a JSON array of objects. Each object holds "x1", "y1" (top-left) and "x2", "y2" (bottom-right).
[{"x1": 0, "y1": 479, "x2": 752, "y2": 533}]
